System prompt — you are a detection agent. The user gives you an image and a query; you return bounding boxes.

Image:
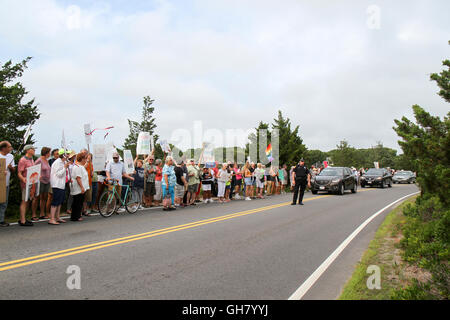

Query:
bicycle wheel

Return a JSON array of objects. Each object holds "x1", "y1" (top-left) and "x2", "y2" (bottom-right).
[
  {"x1": 125, "y1": 189, "x2": 140, "y2": 214},
  {"x1": 98, "y1": 191, "x2": 117, "y2": 217}
]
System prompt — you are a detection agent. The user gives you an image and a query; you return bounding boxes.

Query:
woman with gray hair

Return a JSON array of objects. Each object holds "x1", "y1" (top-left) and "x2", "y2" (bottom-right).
[{"x1": 154, "y1": 158, "x2": 163, "y2": 206}]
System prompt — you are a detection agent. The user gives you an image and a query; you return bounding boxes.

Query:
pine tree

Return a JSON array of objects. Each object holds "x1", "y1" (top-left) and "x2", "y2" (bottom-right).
[
  {"x1": 271, "y1": 110, "x2": 307, "y2": 166},
  {"x1": 0, "y1": 57, "x2": 40, "y2": 151},
  {"x1": 123, "y1": 96, "x2": 159, "y2": 158}
]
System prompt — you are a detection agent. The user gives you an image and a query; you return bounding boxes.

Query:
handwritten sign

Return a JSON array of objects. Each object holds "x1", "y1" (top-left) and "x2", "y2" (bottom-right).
[{"x1": 136, "y1": 132, "x2": 151, "y2": 155}]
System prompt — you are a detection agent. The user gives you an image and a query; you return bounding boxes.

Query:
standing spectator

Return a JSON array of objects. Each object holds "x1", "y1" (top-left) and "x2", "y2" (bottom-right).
[
  {"x1": 65, "y1": 151, "x2": 77, "y2": 215},
  {"x1": 162, "y1": 156, "x2": 176, "y2": 211},
  {"x1": 0, "y1": 141, "x2": 15, "y2": 227},
  {"x1": 49, "y1": 149, "x2": 70, "y2": 225},
  {"x1": 211, "y1": 162, "x2": 219, "y2": 197},
  {"x1": 182, "y1": 160, "x2": 189, "y2": 206},
  {"x1": 46, "y1": 148, "x2": 60, "y2": 214},
  {"x1": 82, "y1": 153, "x2": 94, "y2": 216},
  {"x1": 233, "y1": 163, "x2": 242, "y2": 200},
  {"x1": 281, "y1": 164, "x2": 288, "y2": 194},
  {"x1": 201, "y1": 167, "x2": 213, "y2": 203},
  {"x1": 132, "y1": 157, "x2": 145, "y2": 208},
  {"x1": 143, "y1": 154, "x2": 156, "y2": 207},
  {"x1": 216, "y1": 163, "x2": 230, "y2": 203},
  {"x1": 154, "y1": 159, "x2": 163, "y2": 207},
  {"x1": 33, "y1": 147, "x2": 51, "y2": 220},
  {"x1": 17, "y1": 145, "x2": 37, "y2": 226},
  {"x1": 187, "y1": 159, "x2": 200, "y2": 206},
  {"x1": 243, "y1": 162, "x2": 253, "y2": 201},
  {"x1": 174, "y1": 159, "x2": 188, "y2": 207},
  {"x1": 289, "y1": 166, "x2": 296, "y2": 191},
  {"x1": 89, "y1": 169, "x2": 98, "y2": 213},
  {"x1": 254, "y1": 163, "x2": 265, "y2": 199},
  {"x1": 70, "y1": 153, "x2": 89, "y2": 222}
]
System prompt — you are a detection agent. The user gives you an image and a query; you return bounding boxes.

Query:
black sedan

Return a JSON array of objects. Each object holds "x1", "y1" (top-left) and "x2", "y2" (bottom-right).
[
  {"x1": 393, "y1": 171, "x2": 416, "y2": 184},
  {"x1": 311, "y1": 167, "x2": 357, "y2": 195},
  {"x1": 360, "y1": 168, "x2": 392, "y2": 188}
]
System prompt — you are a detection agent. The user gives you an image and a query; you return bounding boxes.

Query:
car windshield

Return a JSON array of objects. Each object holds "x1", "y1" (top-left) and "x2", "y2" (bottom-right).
[
  {"x1": 395, "y1": 171, "x2": 410, "y2": 176},
  {"x1": 366, "y1": 169, "x2": 384, "y2": 175},
  {"x1": 319, "y1": 168, "x2": 343, "y2": 176}
]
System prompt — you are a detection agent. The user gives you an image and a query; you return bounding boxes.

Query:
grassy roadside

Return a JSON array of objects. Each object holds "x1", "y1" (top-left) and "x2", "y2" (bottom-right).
[{"x1": 339, "y1": 195, "x2": 421, "y2": 300}]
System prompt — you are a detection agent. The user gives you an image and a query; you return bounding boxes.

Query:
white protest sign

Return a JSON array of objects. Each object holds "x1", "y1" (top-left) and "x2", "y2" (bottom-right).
[
  {"x1": 374, "y1": 162, "x2": 379, "y2": 169},
  {"x1": 150, "y1": 135, "x2": 155, "y2": 152},
  {"x1": 159, "y1": 140, "x2": 171, "y2": 153},
  {"x1": 136, "y1": 132, "x2": 151, "y2": 155},
  {"x1": 61, "y1": 130, "x2": 66, "y2": 150},
  {"x1": 93, "y1": 144, "x2": 107, "y2": 171},
  {"x1": 201, "y1": 142, "x2": 215, "y2": 164},
  {"x1": 25, "y1": 164, "x2": 41, "y2": 201},
  {"x1": 123, "y1": 150, "x2": 135, "y2": 174},
  {"x1": 23, "y1": 124, "x2": 32, "y2": 144},
  {"x1": 84, "y1": 123, "x2": 92, "y2": 145}
]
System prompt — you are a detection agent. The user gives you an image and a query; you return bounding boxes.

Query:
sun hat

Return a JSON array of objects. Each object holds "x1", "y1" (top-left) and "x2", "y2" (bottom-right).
[{"x1": 23, "y1": 145, "x2": 35, "y2": 151}]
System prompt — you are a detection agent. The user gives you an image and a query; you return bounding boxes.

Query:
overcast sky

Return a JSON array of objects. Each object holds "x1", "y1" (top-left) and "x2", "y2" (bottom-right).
[{"x1": 1, "y1": 0, "x2": 449, "y2": 153}]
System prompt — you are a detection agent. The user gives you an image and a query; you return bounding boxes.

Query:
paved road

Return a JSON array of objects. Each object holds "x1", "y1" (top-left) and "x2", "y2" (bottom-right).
[{"x1": 0, "y1": 184, "x2": 419, "y2": 300}]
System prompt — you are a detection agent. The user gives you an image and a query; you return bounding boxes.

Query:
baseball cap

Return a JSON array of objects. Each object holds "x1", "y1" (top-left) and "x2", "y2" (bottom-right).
[{"x1": 23, "y1": 145, "x2": 35, "y2": 151}]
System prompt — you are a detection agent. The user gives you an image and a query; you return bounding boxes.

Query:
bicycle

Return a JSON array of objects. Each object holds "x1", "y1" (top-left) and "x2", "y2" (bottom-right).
[{"x1": 98, "y1": 179, "x2": 140, "y2": 217}]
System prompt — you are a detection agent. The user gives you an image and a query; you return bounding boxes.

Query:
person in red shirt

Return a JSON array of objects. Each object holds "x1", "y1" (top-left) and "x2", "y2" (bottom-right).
[{"x1": 17, "y1": 145, "x2": 37, "y2": 226}]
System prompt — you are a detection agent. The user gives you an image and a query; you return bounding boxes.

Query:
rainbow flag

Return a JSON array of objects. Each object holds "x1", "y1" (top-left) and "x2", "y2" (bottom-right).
[{"x1": 266, "y1": 144, "x2": 273, "y2": 162}]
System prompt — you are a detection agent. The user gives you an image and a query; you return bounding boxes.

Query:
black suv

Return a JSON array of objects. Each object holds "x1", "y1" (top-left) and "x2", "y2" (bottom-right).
[
  {"x1": 311, "y1": 167, "x2": 357, "y2": 195},
  {"x1": 392, "y1": 171, "x2": 416, "y2": 184},
  {"x1": 361, "y1": 168, "x2": 392, "y2": 188}
]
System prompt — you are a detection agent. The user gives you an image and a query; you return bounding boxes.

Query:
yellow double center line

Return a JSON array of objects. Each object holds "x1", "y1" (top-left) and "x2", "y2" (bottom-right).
[{"x1": 1, "y1": 191, "x2": 365, "y2": 272}]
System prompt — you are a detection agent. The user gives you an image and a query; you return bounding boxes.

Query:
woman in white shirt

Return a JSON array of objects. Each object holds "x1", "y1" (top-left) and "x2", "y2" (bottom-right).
[
  {"x1": 70, "y1": 153, "x2": 90, "y2": 222},
  {"x1": 216, "y1": 163, "x2": 230, "y2": 203}
]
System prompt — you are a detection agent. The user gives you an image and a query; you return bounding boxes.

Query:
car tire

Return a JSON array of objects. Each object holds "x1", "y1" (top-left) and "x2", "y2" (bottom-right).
[
  {"x1": 338, "y1": 184, "x2": 345, "y2": 195},
  {"x1": 388, "y1": 180, "x2": 392, "y2": 188},
  {"x1": 312, "y1": 190, "x2": 318, "y2": 195},
  {"x1": 380, "y1": 180, "x2": 385, "y2": 188},
  {"x1": 361, "y1": 184, "x2": 365, "y2": 188},
  {"x1": 351, "y1": 183, "x2": 357, "y2": 193}
]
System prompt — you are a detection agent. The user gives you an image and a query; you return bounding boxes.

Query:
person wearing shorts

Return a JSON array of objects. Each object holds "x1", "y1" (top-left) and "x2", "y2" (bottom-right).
[
  {"x1": 187, "y1": 160, "x2": 200, "y2": 206},
  {"x1": 201, "y1": 167, "x2": 213, "y2": 203},
  {"x1": 144, "y1": 156, "x2": 156, "y2": 207},
  {"x1": 49, "y1": 149, "x2": 71, "y2": 225}
]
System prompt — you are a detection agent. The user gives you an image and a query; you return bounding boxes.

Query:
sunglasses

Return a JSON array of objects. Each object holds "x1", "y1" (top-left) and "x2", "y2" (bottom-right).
[{"x1": 113, "y1": 157, "x2": 119, "y2": 159}]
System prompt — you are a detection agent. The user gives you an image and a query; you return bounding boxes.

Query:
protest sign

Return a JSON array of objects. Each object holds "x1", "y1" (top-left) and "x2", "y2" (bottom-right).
[
  {"x1": 123, "y1": 150, "x2": 135, "y2": 174},
  {"x1": 159, "y1": 140, "x2": 171, "y2": 153},
  {"x1": 374, "y1": 162, "x2": 379, "y2": 169},
  {"x1": 84, "y1": 123, "x2": 92, "y2": 145},
  {"x1": 25, "y1": 164, "x2": 41, "y2": 201},
  {"x1": 136, "y1": 132, "x2": 151, "y2": 155},
  {"x1": 93, "y1": 144, "x2": 107, "y2": 171},
  {"x1": 201, "y1": 142, "x2": 215, "y2": 164}
]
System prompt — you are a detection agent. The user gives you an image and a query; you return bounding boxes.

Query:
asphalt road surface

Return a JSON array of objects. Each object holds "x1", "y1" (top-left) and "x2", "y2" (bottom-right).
[{"x1": 0, "y1": 184, "x2": 419, "y2": 300}]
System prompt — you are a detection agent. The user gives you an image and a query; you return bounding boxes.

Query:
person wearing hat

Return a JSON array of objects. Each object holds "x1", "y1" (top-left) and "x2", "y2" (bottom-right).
[
  {"x1": 291, "y1": 158, "x2": 311, "y2": 206},
  {"x1": 105, "y1": 151, "x2": 134, "y2": 212},
  {"x1": 48, "y1": 148, "x2": 71, "y2": 225},
  {"x1": 17, "y1": 145, "x2": 37, "y2": 226}
]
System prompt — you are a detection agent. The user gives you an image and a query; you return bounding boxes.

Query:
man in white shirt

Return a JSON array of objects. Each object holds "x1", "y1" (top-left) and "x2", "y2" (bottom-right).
[
  {"x1": 0, "y1": 141, "x2": 15, "y2": 227},
  {"x1": 105, "y1": 152, "x2": 134, "y2": 212}
]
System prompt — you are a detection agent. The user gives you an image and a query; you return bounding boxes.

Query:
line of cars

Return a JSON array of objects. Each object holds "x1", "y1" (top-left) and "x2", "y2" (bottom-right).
[{"x1": 310, "y1": 167, "x2": 416, "y2": 195}]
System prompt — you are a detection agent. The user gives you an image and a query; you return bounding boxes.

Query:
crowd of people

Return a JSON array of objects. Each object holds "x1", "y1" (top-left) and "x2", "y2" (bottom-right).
[
  {"x1": 0, "y1": 140, "x2": 301, "y2": 227},
  {"x1": 0, "y1": 139, "x2": 412, "y2": 228}
]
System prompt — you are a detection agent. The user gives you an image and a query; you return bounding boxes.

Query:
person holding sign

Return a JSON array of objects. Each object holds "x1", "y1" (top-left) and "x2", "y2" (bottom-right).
[
  {"x1": 0, "y1": 141, "x2": 15, "y2": 227},
  {"x1": 17, "y1": 145, "x2": 37, "y2": 226}
]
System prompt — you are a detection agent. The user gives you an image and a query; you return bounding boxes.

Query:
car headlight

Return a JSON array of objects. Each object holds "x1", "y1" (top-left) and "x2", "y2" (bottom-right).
[
  {"x1": 361, "y1": 176, "x2": 366, "y2": 180},
  {"x1": 376, "y1": 177, "x2": 382, "y2": 180}
]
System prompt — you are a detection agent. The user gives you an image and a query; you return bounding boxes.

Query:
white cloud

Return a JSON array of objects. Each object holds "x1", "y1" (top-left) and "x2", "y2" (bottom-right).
[{"x1": 1, "y1": 0, "x2": 449, "y2": 155}]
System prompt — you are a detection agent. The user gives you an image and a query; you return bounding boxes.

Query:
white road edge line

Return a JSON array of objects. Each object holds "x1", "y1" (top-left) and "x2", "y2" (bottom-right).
[{"x1": 288, "y1": 191, "x2": 420, "y2": 300}]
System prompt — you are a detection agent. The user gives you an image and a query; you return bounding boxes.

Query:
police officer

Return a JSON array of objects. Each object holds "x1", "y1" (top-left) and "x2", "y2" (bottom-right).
[{"x1": 291, "y1": 159, "x2": 311, "y2": 205}]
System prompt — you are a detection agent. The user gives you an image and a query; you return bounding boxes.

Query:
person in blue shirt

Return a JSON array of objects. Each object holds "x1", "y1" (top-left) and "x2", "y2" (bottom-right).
[{"x1": 162, "y1": 156, "x2": 176, "y2": 211}]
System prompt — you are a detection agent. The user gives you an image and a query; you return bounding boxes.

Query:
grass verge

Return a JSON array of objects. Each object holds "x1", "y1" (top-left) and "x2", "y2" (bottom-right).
[{"x1": 339, "y1": 195, "x2": 420, "y2": 300}]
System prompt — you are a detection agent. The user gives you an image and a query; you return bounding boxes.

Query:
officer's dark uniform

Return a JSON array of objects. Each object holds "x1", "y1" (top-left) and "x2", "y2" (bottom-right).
[{"x1": 292, "y1": 163, "x2": 310, "y2": 205}]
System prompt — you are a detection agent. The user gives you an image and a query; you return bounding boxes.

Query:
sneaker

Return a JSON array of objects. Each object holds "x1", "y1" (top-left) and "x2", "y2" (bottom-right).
[
  {"x1": 18, "y1": 220, "x2": 33, "y2": 227},
  {"x1": 0, "y1": 221, "x2": 10, "y2": 227},
  {"x1": 117, "y1": 208, "x2": 126, "y2": 213},
  {"x1": 245, "y1": 197, "x2": 251, "y2": 201},
  {"x1": 208, "y1": 199, "x2": 214, "y2": 203},
  {"x1": 204, "y1": 200, "x2": 208, "y2": 204}
]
